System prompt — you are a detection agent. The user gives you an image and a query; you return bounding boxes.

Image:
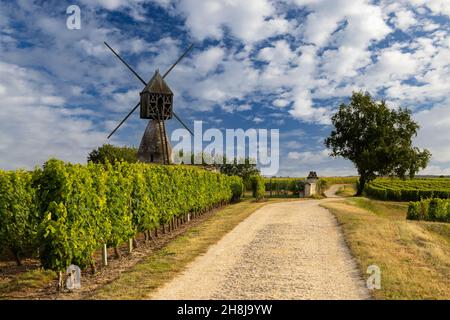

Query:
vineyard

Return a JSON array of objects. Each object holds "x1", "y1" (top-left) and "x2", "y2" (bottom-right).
[
  {"x1": 0, "y1": 159, "x2": 243, "y2": 282},
  {"x1": 407, "y1": 198, "x2": 450, "y2": 222},
  {"x1": 365, "y1": 178, "x2": 450, "y2": 201},
  {"x1": 263, "y1": 177, "x2": 358, "y2": 197},
  {"x1": 264, "y1": 178, "x2": 305, "y2": 197}
]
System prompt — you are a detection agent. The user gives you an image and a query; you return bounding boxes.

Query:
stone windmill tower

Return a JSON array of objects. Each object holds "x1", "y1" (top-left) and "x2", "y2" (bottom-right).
[{"x1": 104, "y1": 42, "x2": 194, "y2": 164}]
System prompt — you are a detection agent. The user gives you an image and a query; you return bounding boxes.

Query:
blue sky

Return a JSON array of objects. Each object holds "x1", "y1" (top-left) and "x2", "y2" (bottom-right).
[{"x1": 0, "y1": 0, "x2": 449, "y2": 176}]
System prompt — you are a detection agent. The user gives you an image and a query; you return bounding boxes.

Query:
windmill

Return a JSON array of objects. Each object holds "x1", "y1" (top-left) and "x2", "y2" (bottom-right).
[{"x1": 104, "y1": 42, "x2": 194, "y2": 164}]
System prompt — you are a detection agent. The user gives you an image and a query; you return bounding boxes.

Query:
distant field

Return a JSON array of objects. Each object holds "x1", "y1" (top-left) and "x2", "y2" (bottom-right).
[{"x1": 366, "y1": 178, "x2": 450, "y2": 201}]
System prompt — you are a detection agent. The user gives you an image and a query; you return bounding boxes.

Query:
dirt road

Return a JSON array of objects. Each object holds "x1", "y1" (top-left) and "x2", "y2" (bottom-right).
[{"x1": 150, "y1": 187, "x2": 369, "y2": 300}]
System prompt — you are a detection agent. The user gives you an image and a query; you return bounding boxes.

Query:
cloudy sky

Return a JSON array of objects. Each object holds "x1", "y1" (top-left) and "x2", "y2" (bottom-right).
[{"x1": 0, "y1": 0, "x2": 449, "y2": 176}]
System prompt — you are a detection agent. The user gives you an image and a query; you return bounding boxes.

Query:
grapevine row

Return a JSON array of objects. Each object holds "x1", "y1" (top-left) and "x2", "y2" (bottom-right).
[
  {"x1": 407, "y1": 199, "x2": 450, "y2": 222},
  {"x1": 365, "y1": 178, "x2": 450, "y2": 201},
  {"x1": 0, "y1": 159, "x2": 244, "y2": 272}
]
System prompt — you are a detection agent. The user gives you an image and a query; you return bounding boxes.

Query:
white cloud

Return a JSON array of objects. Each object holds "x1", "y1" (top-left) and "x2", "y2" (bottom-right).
[
  {"x1": 366, "y1": 49, "x2": 419, "y2": 83},
  {"x1": 0, "y1": 62, "x2": 108, "y2": 170},
  {"x1": 285, "y1": 141, "x2": 302, "y2": 149},
  {"x1": 287, "y1": 149, "x2": 329, "y2": 162},
  {"x1": 221, "y1": 103, "x2": 252, "y2": 113},
  {"x1": 1, "y1": 0, "x2": 449, "y2": 176},
  {"x1": 258, "y1": 40, "x2": 296, "y2": 64},
  {"x1": 298, "y1": 0, "x2": 391, "y2": 47},
  {"x1": 193, "y1": 46, "x2": 225, "y2": 73},
  {"x1": 421, "y1": 0, "x2": 450, "y2": 17},
  {"x1": 289, "y1": 90, "x2": 331, "y2": 124},
  {"x1": 382, "y1": 0, "x2": 450, "y2": 19},
  {"x1": 414, "y1": 99, "x2": 450, "y2": 164},
  {"x1": 176, "y1": 0, "x2": 291, "y2": 43},
  {"x1": 110, "y1": 89, "x2": 140, "y2": 112},
  {"x1": 273, "y1": 99, "x2": 290, "y2": 108},
  {"x1": 80, "y1": 0, "x2": 148, "y2": 20},
  {"x1": 82, "y1": 0, "x2": 131, "y2": 10},
  {"x1": 253, "y1": 117, "x2": 264, "y2": 124},
  {"x1": 392, "y1": 9, "x2": 417, "y2": 31},
  {"x1": 237, "y1": 104, "x2": 252, "y2": 111}
]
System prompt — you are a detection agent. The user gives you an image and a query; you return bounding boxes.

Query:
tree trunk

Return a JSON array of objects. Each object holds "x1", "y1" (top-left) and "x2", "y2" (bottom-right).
[
  {"x1": 357, "y1": 175, "x2": 366, "y2": 196},
  {"x1": 114, "y1": 247, "x2": 121, "y2": 259},
  {"x1": 90, "y1": 261, "x2": 97, "y2": 274},
  {"x1": 11, "y1": 249, "x2": 22, "y2": 266},
  {"x1": 57, "y1": 271, "x2": 63, "y2": 291}
]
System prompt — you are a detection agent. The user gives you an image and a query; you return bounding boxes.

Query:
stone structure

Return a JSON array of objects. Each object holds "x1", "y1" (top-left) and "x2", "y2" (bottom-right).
[
  {"x1": 137, "y1": 120, "x2": 172, "y2": 164},
  {"x1": 304, "y1": 171, "x2": 318, "y2": 197}
]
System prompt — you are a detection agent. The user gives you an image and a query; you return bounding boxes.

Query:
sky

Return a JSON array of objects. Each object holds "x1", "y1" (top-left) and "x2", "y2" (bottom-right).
[{"x1": 0, "y1": 0, "x2": 449, "y2": 176}]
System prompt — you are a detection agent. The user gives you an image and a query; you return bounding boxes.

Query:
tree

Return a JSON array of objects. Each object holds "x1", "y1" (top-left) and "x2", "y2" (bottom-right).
[
  {"x1": 219, "y1": 157, "x2": 260, "y2": 189},
  {"x1": 175, "y1": 151, "x2": 260, "y2": 187},
  {"x1": 88, "y1": 144, "x2": 138, "y2": 164},
  {"x1": 325, "y1": 92, "x2": 431, "y2": 195}
]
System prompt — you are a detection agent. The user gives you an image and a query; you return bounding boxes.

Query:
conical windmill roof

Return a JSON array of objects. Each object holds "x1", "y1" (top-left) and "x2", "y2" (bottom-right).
[{"x1": 142, "y1": 70, "x2": 173, "y2": 95}]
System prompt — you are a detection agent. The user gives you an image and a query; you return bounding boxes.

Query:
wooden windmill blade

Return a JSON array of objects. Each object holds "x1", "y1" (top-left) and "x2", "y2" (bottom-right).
[
  {"x1": 104, "y1": 42, "x2": 147, "y2": 85},
  {"x1": 162, "y1": 43, "x2": 194, "y2": 79},
  {"x1": 107, "y1": 101, "x2": 140, "y2": 139},
  {"x1": 104, "y1": 42, "x2": 195, "y2": 138},
  {"x1": 107, "y1": 104, "x2": 193, "y2": 139}
]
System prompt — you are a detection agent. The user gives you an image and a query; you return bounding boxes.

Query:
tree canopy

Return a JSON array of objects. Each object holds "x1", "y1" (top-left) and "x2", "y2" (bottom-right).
[
  {"x1": 219, "y1": 157, "x2": 260, "y2": 178},
  {"x1": 325, "y1": 91, "x2": 431, "y2": 195},
  {"x1": 88, "y1": 144, "x2": 138, "y2": 165}
]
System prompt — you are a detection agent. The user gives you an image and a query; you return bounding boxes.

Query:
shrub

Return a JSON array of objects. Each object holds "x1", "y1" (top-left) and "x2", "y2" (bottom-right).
[
  {"x1": 35, "y1": 160, "x2": 110, "y2": 271},
  {"x1": 229, "y1": 176, "x2": 244, "y2": 202},
  {"x1": 265, "y1": 178, "x2": 305, "y2": 196},
  {"x1": 428, "y1": 199, "x2": 448, "y2": 222},
  {"x1": 250, "y1": 175, "x2": 265, "y2": 200},
  {"x1": 88, "y1": 144, "x2": 137, "y2": 164},
  {"x1": 407, "y1": 198, "x2": 450, "y2": 223},
  {"x1": 407, "y1": 202, "x2": 420, "y2": 220},
  {"x1": 0, "y1": 170, "x2": 37, "y2": 265}
]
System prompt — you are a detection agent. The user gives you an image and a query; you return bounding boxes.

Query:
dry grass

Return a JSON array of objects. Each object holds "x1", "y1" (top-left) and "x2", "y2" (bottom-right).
[
  {"x1": 322, "y1": 198, "x2": 450, "y2": 300},
  {"x1": 90, "y1": 199, "x2": 298, "y2": 299}
]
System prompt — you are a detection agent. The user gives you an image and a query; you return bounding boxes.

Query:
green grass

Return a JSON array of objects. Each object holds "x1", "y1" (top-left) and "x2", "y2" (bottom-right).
[
  {"x1": 347, "y1": 197, "x2": 408, "y2": 219},
  {"x1": 0, "y1": 269, "x2": 56, "y2": 299},
  {"x1": 322, "y1": 198, "x2": 450, "y2": 300}
]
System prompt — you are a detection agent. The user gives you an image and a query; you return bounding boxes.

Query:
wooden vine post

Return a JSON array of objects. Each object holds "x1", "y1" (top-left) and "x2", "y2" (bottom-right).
[
  {"x1": 102, "y1": 244, "x2": 108, "y2": 266},
  {"x1": 128, "y1": 238, "x2": 133, "y2": 253}
]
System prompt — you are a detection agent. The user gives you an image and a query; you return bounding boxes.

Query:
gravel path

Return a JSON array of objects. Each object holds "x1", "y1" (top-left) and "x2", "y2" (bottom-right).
[{"x1": 150, "y1": 187, "x2": 370, "y2": 300}]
